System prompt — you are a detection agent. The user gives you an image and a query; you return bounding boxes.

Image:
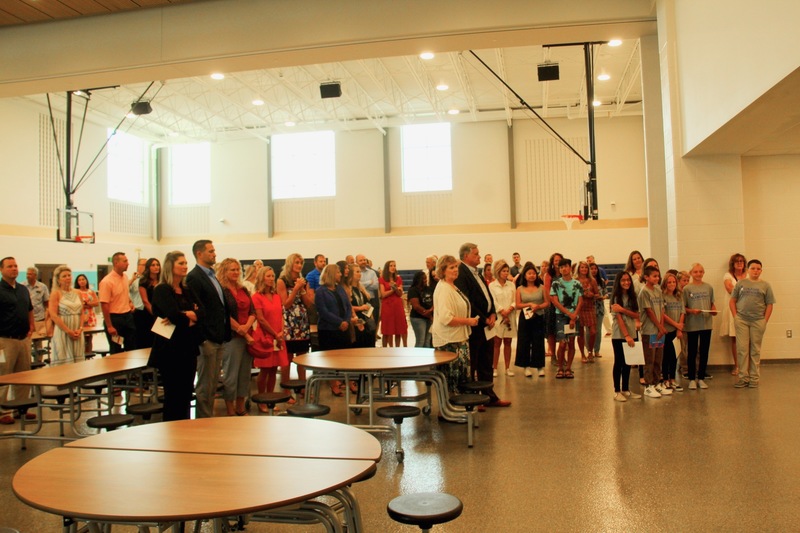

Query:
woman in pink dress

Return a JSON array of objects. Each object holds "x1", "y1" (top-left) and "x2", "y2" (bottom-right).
[
  {"x1": 249, "y1": 266, "x2": 290, "y2": 412},
  {"x1": 379, "y1": 260, "x2": 408, "y2": 347}
]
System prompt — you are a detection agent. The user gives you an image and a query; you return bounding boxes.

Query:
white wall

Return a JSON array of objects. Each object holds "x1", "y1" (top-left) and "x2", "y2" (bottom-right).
[{"x1": 673, "y1": 0, "x2": 800, "y2": 153}]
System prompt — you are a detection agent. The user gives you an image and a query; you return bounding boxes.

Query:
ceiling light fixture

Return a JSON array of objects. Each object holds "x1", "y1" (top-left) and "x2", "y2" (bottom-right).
[
  {"x1": 284, "y1": 121, "x2": 296, "y2": 127},
  {"x1": 420, "y1": 52, "x2": 435, "y2": 60},
  {"x1": 597, "y1": 73, "x2": 610, "y2": 81},
  {"x1": 211, "y1": 73, "x2": 225, "y2": 80},
  {"x1": 447, "y1": 109, "x2": 460, "y2": 115},
  {"x1": 252, "y1": 99, "x2": 264, "y2": 106},
  {"x1": 608, "y1": 39, "x2": 622, "y2": 47},
  {"x1": 592, "y1": 100, "x2": 602, "y2": 107},
  {"x1": 436, "y1": 84, "x2": 449, "y2": 91}
]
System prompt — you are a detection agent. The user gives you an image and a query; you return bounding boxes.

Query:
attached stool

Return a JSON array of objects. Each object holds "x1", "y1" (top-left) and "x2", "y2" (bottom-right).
[
  {"x1": 376, "y1": 405, "x2": 421, "y2": 462},
  {"x1": 448, "y1": 394, "x2": 490, "y2": 447},
  {"x1": 251, "y1": 392, "x2": 291, "y2": 415},
  {"x1": 287, "y1": 404, "x2": 330, "y2": 418},
  {"x1": 126, "y1": 402, "x2": 164, "y2": 422},
  {"x1": 0, "y1": 397, "x2": 37, "y2": 420},
  {"x1": 30, "y1": 361, "x2": 47, "y2": 370},
  {"x1": 280, "y1": 379, "x2": 307, "y2": 404},
  {"x1": 387, "y1": 492, "x2": 463, "y2": 532},
  {"x1": 460, "y1": 380, "x2": 493, "y2": 393},
  {"x1": 86, "y1": 414, "x2": 135, "y2": 432}
]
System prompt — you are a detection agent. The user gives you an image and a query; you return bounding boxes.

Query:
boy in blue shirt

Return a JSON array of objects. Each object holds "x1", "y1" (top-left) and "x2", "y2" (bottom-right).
[{"x1": 550, "y1": 258, "x2": 583, "y2": 379}]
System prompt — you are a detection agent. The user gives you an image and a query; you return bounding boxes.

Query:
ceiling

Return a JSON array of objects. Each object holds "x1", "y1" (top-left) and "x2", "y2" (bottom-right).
[{"x1": 6, "y1": 1, "x2": 645, "y2": 144}]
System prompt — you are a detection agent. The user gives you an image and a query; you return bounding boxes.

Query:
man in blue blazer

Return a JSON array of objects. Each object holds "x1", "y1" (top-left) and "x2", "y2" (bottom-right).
[
  {"x1": 186, "y1": 240, "x2": 231, "y2": 418},
  {"x1": 454, "y1": 242, "x2": 511, "y2": 408}
]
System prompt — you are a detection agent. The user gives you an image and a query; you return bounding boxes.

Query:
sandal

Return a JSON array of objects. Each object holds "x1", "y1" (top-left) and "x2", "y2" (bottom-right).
[
  {"x1": 565, "y1": 369, "x2": 575, "y2": 379},
  {"x1": 555, "y1": 369, "x2": 565, "y2": 379},
  {"x1": 581, "y1": 356, "x2": 588, "y2": 364},
  {"x1": 258, "y1": 404, "x2": 268, "y2": 413},
  {"x1": 235, "y1": 409, "x2": 248, "y2": 416}
]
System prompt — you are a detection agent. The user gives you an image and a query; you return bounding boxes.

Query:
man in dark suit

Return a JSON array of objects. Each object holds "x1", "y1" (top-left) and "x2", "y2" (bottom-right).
[
  {"x1": 454, "y1": 242, "x2": 511, "y2": 408},
  {"x1": 186, "y1": 240, "x2": 231, "y2": 418}
]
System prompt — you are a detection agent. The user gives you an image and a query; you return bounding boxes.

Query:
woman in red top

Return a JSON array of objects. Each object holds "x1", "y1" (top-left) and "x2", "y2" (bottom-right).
[
  {"x1": 379, "y1": 260, "x2": 408, "y2": 347},
  {"x1": 217, "y1": 258, "x2": 256, "y2": 416}
]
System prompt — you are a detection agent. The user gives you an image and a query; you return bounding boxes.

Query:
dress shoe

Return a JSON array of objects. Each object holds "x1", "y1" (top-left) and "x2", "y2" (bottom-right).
[
  {"x1": 13, "y1": 412, "x2": 36, "y2": 420},
  {"x1": 477, "y1": 405, "x2": 486, "y2": 412},
  {"x1": 486, "y1": 399, "x2": 511, "y2": 408},
  {"x1": 0, "y1": 415, "x2": 14, "y2": 425}
]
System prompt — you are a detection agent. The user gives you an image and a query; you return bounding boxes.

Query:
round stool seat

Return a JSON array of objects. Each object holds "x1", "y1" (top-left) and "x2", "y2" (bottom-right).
[
  {"x1": 376, "y1": 405, "x2": 421, "y2": 423},
  {"x1": 81, "y1": 380, "x2": 107, "y2": 392},
  {"x1": 86, "y1": 414, "x2": 135, "y2": 430},
  {"x1": 30, "y1": 361, "x2": 47, "y2": 370},
  {"x1": 387, "y1": 492, "x2": 463, "y2": 529},
  {"x1": 279, "y1": 379, "x2": 307, "y2": 394},
  {"x1": 126, "y1": 402, "x2": 164, "y2": 418},
  {"x1": 287, "y1": 404, "x2": 330, "y2": 418},
  {"x1": 251, "y1": 392, "x2": 291, "y2": 409},
  {"x1": 460, "y1": 380, "x2": 493, "y2": 393},
  {"x1": 449, "y1": 394, "x2": 490, "y2": 410},
  {"x1": 0, "y1": 397, "x2": 38, "y2": 411}
]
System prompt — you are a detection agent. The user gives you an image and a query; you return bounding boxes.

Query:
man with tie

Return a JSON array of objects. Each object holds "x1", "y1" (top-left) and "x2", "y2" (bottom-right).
[
  {"x1": 454, "y1": 242, "x2": 511, "y2": 408},
  {"x1": 186, "y1": 240, "x2": 231, "y2": 418}
]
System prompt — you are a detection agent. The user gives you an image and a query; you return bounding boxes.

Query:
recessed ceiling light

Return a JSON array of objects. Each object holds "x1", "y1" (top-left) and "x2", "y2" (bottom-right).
[
  {"x1": 447, "y1": 109, "x2": 460, "y2": 115},
  {"x1": 597, "y1": 73, "x2": 610, "y2": 81},
  {"x1": 211, "y1": 73, "x2": 225, "y2": 80},
  {"x1": 252, "y1": 99, "x2": 264, "y2": 106},
  {"x1": 420, "y1": 52, "x2": 435, "y2": 60},
  {"x1": 436, "y1": 84, "x2": 449, "y2": 91},
  {"x1": 126, "y1": 112, "x2": 136, "y2": 119},
  {"x1": 608, "y1": 39, "x2": 622, "y2": 47},
  {"x1": 285, "y1": 121, "x2": 296, "y2": 127},
  {"x1": 592, "y1": 100, "x2": 602, "y2": 107}
]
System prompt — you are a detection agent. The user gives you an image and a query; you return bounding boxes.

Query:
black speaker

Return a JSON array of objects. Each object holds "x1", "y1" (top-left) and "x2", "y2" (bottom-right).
[
  {"x1": 320, "y1": 82, "x2": 342, "y2": 99},
  {"x1": 537, "y1": 63, "x2": 560, "y2": 82}
]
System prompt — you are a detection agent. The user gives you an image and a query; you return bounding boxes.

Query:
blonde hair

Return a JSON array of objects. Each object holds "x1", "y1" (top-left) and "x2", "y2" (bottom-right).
[
  {"x1": 280, "y1": 253, "x2": 304, "y2": 281},
  {"x1": 255, "y1": 266, "x2": 277, "y2": 295},
  {"x1": 51, "y1": 265, "x2": 71, "y2": 291},
  {"x1": 492, "y1": 259, "x2": 509, "y2": 280},
  {"x1": 320, "y1": 263, "x2": 340, "y2": 287},
  {"x1": 160, "y1": 251, "x2": 186, "y2": 288},
  {"x1": 436, "y1": 255, "x2": 458, "y2": 281},
  {"x1": 216, "y1": 258, "x2": 243, "y2": 291}
]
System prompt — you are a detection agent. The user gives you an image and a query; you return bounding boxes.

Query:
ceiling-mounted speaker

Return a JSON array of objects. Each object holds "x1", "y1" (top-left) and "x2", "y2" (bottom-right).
[
  {"x1": 130, "y1": 101, "x2": 153, "y2": 115},
  {"x1": 320, "y1": 82, "x2": 342, "y2": 99},
  {"x1": 537, "y1": 63, "x2": 560, "y2": 82}
]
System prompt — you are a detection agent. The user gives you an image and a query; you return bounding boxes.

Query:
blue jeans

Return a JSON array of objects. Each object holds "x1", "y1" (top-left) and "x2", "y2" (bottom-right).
[{"x1": 410, "y1": 317, "x2": 432, "y2": 347}]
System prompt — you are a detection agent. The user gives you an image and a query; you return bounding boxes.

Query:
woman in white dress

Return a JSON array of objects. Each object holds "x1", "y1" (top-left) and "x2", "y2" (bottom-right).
[
  {"x1": 489, "y1": 259, "x2": 517, "y2": 376},
  {"x1": 720, "y1": 253, "x2": 747, "y2": 375},
  {"x1": 48, "y1": 265, "x2": 84, "y2": 365}
]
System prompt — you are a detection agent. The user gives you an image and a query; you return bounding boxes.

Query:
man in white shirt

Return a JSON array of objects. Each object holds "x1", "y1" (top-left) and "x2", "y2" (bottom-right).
[
  {"x1": 23, "y1": 266, "x2": 50, "y2": 359},
  {"x1": 357, "y1": 254, "x2": 380, "y2": 325}
]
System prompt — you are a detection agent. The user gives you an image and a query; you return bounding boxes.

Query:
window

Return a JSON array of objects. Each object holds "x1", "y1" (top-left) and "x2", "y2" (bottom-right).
[
  {"x1": 170, "y1": 143, "x2": 210, "y2": 205},
  {"x1": 401, "y1": 123, "x2": 452, "y2": 192},
  {"x1": 107, "y1": 130, "x2": 148, "y2": 204},
  {"x1": 271, "y1": 131, "x2": 335, "y2": 199}
]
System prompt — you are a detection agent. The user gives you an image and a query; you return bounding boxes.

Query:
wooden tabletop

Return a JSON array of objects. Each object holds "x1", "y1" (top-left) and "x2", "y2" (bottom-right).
[
  {"x1": 13, "y1": 447, "x2": 375, "y2": 523},
  {"x1": 67, "y1": 416, "x2": 381, "y2": 461},
  {"x1": 105, "y1": 348, "x2": 152, "y2": 360},
  {"x1": 0, "y1": 356, "x2": 148, "y2": 388},
  {"x1": 294, "y1": 347, "x2": 456, "y2": 372}
]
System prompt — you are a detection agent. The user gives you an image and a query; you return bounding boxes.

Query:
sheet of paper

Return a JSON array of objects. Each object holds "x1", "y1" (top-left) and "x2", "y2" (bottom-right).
[
  {"x1": 623, "y1": 341, "x2": 644, "y2": 365},
  {"x1": 523, "y1": 307, "x2": 534, "y2": 320},
  {"x1": 564, "y1": 323, "x2": 577, "y2": 336},
  {"x1": 483, "y1": 318, "x2": 496, "y2": 340},
  {"x1": 151, "y1": 318, "x2": 176, "y2": 340},
  {"x1": 673, "y1": 335, "x2": 682, "y2": 356}
]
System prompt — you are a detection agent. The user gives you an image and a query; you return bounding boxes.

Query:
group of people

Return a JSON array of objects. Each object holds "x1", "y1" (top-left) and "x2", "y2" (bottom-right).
[{"x1": 1, "y1": 243, "x2": 775, "y2": 424}]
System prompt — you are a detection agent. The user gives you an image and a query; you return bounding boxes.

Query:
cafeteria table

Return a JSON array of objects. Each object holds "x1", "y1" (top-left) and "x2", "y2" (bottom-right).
[
  {"x1": 14, "y1": 416, "x2": 381, "y2": 532},
  {"x1": 295, "y1": 347, "x2": 467, "y2": 429}
]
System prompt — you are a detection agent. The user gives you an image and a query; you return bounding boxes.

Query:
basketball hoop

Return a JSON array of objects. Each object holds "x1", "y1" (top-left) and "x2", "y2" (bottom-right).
[
  {"x1": 560, "y1": 214, "x2": 583, "y2": 231},
  {"x1": 75, "y1": 235, "x2": 95, "y2": 244}
]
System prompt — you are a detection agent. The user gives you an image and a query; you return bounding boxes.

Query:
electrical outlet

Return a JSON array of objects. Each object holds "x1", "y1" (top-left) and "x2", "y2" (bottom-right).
[{"x1": 788, "y1": 330, "x2": 793, "y2": 338}]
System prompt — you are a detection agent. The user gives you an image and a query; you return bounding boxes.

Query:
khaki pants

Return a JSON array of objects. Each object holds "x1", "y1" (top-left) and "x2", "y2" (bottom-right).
[
  {"x1": 735, "y1": 316, "x2": 766, "y2": 383},
  {"x1": 0, "y1": 337, "x2": 32, "y2": 406}
]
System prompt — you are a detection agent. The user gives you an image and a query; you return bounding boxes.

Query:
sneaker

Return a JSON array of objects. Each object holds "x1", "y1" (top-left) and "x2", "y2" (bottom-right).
[
  {"x1": 656, "y1": 383, "x2": 673, "y2": 396},
  {"x1": 748, "y1": 381, "x2": 759, "y2": 388},
  {"x1": 688, "y1": 380, "x2": 697, "y2": 390},
  {"x1": 734, "y1": 379, "x2": 749, "y2": 388},
  {"x1": 493, "y1": 369, "x2": 498, "y2": 377},
  {"x1": 670, "y1": 381, "x2": 684, "y2": 392},
  {"x1": 705, "y1": 373, "x2": 713, "y2": 379},
  {"x1": 614, "y1": 392, "x2": 627, "y2": 402},
  {"x1": 524, "y1": 367, "x2": 533, "y2": 377},
  {"x1": 644, "y1": 385, "x2": 661, "y2": 398},
  {"x1": 698, "y1": 380, "x2": 709, "y2": 389},
  {"x1": 506, "y1": 369, "x2": 515, "y2": 377},
  {"x1": 622, "y1": 390, "x2": 642, "y2": 400},
  {"x1": 538, "y1": 368, "x2": 545, "y2": 377}
]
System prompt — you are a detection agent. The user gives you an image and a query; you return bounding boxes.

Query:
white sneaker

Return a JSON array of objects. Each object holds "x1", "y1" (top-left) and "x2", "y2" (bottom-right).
[
  {"x1": 506, "y1": 369, "x2": 515, "y2": 377},
  {"x1": 688, "y1": 380, "x2": 697, "y2": 390},
  {"x1": 656, "y1": 383, "x2": 673, "y2": 395},
  {"x1": 698, "y1": 379, "x2": 708, "y2": 389},
  {"x1": 622, "y1": 390, "x2": 642, "y2": 400},
  {"x1": 524, "y1": 367, "x2": 533, "y2": 377},
  {"x1": 644, "y1": 385, "x2": 661, "y2": 398},
  {"x1": 614, "y1": 392, "x2": 627, "y2": 402},
  {"x1": 538, "y1": 368, "x2": 545, "y2": 377},
  {"x1": 493, "y1": 369, "x2": 498, "y2": 377}
]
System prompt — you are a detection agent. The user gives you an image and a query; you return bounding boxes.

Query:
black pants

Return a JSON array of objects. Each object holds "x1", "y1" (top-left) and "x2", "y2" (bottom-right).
[
  {"x1": 687, "y1": 329, "x2": 711, "y2": 380},
  {"x1": 662, "y1": 330, "x2": 678, "y2": 381},
  {"x1": 105, "y1": 312, "x2": 137, "y2": 354},
  {"x1": 160, "y1": 357, "x2": 197, "y2": 421},
  {"x1": 612, "y1": 339, "x2": 631, "y2": 393},
  {"x1": 515, "y1": 313, "x2": 545, "y2": 369},
  {"x1": 468, "y1": 329, "x2": 498, "y2": 402}
]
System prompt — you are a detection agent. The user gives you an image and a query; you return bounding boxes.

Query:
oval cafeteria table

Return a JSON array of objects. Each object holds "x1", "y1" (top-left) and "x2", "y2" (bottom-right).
[
  {"x1": 294, "y1": 347, "x2": 465, "y2": 427},
  {"x1": 14, "y1": 416, "x2": 381, "y2": 532}
]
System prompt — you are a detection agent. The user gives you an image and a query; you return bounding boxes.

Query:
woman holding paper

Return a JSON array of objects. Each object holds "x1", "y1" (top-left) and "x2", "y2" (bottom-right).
[
  {"x1": 514, "y1": 262, "x2": 548, "y2": 377},
  {"x1": 148, "y1": 251, "x2": 204, "y2": 421},
  {"x1": 610, "y1": 271, "x2": 642, "y2": 402}
]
